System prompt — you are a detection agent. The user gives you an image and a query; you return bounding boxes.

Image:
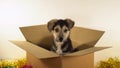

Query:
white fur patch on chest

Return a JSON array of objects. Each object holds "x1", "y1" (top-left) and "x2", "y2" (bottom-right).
[{"x1": 55, "y1": 42, "x2": 63, "y2": 55}]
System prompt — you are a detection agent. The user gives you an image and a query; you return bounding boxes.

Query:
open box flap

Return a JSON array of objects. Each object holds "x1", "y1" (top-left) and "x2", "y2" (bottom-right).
[
  {"x1": 10, "y1": 41, "x2": 59, "y2": 59},
  {"x1": 65, "y1": 47, "x2": 110, "y2": 56},
  {"x1": 19, "y1": 25, "x2": 53, "y2": 50},
  {"x1": 20, "y1": 25, "x2": 104, "y2": 49},
  {"x1": 11, "y1": 24, "x2": 110, "y2": 59},
  {"x1": 10, "y1": 41, "x2": 110, "y2": 59},
  {"x1": 70, "y1": 27, "x2": 104, "y2": 47}
]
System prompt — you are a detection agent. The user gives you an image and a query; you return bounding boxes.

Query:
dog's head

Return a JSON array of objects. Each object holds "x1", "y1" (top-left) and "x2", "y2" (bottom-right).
[{"x1": 47, "y1": 19, "x2": 74, "y2": 43}]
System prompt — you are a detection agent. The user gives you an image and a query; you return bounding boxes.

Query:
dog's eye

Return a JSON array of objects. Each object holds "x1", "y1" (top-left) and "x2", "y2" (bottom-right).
[
  {"x1": 64, "y1": 29, "x2": 68, "y2": 33},
  {"x1": 55, "y1": 28, "x2": 59, "y2": 32}
]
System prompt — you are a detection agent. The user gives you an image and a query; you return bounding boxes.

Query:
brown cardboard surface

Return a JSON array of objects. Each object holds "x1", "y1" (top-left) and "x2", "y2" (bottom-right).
[
  {"x1": 10, "y1": 24, "x2": 109, "y2": 59},
  {"x1": 62, "y1": 53, "x2": 94, "y2": 68},
  {"x1": 11, "y1": 41, "x2": 109, "y2": 59},
  {"x1": 11, "y1": 41, "x2": 59, "y2": 59},
  {"x1": 20, "y1": 25, "x2": 53, "y2": 50},
  {"x1": 66, "y1": 47, "x2": 109, "y2": 56},
  {"x1": 27, "y1": 53, "x2": 62, "y2": 68},
  {"x1": 27, "y1": 53, "x2": 94, "y2": 68},
  {"x1": 19, "y1": 25, "x2": 104, "y2": 49},
  {"x1": 10, "y1": 24, "x2": 110, "y2": 68},
  {"x1": 70, "y1": 27, "x2": 104, "y2": 47}
]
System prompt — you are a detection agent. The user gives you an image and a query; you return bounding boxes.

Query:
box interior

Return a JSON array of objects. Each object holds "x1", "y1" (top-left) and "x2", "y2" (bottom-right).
[
  {"x1": 19, "y1": 25, "x2": 104, "y2": 50},
  {"x1": 11, "y1": 25, "x2": 109, "y2": 59}
]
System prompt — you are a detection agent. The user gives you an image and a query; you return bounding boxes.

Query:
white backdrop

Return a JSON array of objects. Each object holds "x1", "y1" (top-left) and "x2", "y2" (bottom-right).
[{"x1": 0, "y1": 0, "x2": 120, "y2": 65}]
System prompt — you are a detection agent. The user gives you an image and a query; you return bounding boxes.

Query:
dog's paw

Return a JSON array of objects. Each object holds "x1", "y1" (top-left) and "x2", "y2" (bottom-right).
[{"x1": 56, "y1": 49, "x2": 62, "y2": 55}]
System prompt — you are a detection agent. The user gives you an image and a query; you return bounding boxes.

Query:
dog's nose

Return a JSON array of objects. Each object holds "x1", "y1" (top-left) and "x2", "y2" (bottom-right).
[{"x1": 59, "y1": 37, "x2": 63, "y2": 42}]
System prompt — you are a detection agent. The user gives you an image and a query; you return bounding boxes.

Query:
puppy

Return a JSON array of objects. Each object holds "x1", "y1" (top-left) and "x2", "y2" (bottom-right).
[{"x1": 47, "y1": 19, "x2": 74, "y2": 55}]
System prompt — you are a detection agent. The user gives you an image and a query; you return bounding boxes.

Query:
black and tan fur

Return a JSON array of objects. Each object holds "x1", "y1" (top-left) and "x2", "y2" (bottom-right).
[{"x1": 47, "y1": 19, "x2": 74, "y2": 55}]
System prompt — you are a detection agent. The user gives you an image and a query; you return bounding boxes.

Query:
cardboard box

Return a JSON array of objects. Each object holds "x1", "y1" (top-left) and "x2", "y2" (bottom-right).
[{"x1": 11, "y1": 25, "x2": 109, "y2": 68}]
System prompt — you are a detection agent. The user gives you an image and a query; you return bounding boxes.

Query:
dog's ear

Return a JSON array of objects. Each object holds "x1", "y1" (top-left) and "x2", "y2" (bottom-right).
[
  {"x1": 65, "y1": 19, "x2": 75, "y2": 29},
  {"x1": 47, "y1": 19, "x2": 58, "y2": 32}
]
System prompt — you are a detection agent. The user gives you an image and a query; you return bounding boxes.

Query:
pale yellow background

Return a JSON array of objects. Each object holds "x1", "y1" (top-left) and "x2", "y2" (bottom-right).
[{"x1": 0, "y1": 0, "x2": 120, "y2": 65}]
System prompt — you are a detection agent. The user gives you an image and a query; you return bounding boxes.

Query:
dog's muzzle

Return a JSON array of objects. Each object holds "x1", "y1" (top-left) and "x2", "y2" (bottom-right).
[{"x1": 59, "y1": 37, "x2": 63, "y2": 42}]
